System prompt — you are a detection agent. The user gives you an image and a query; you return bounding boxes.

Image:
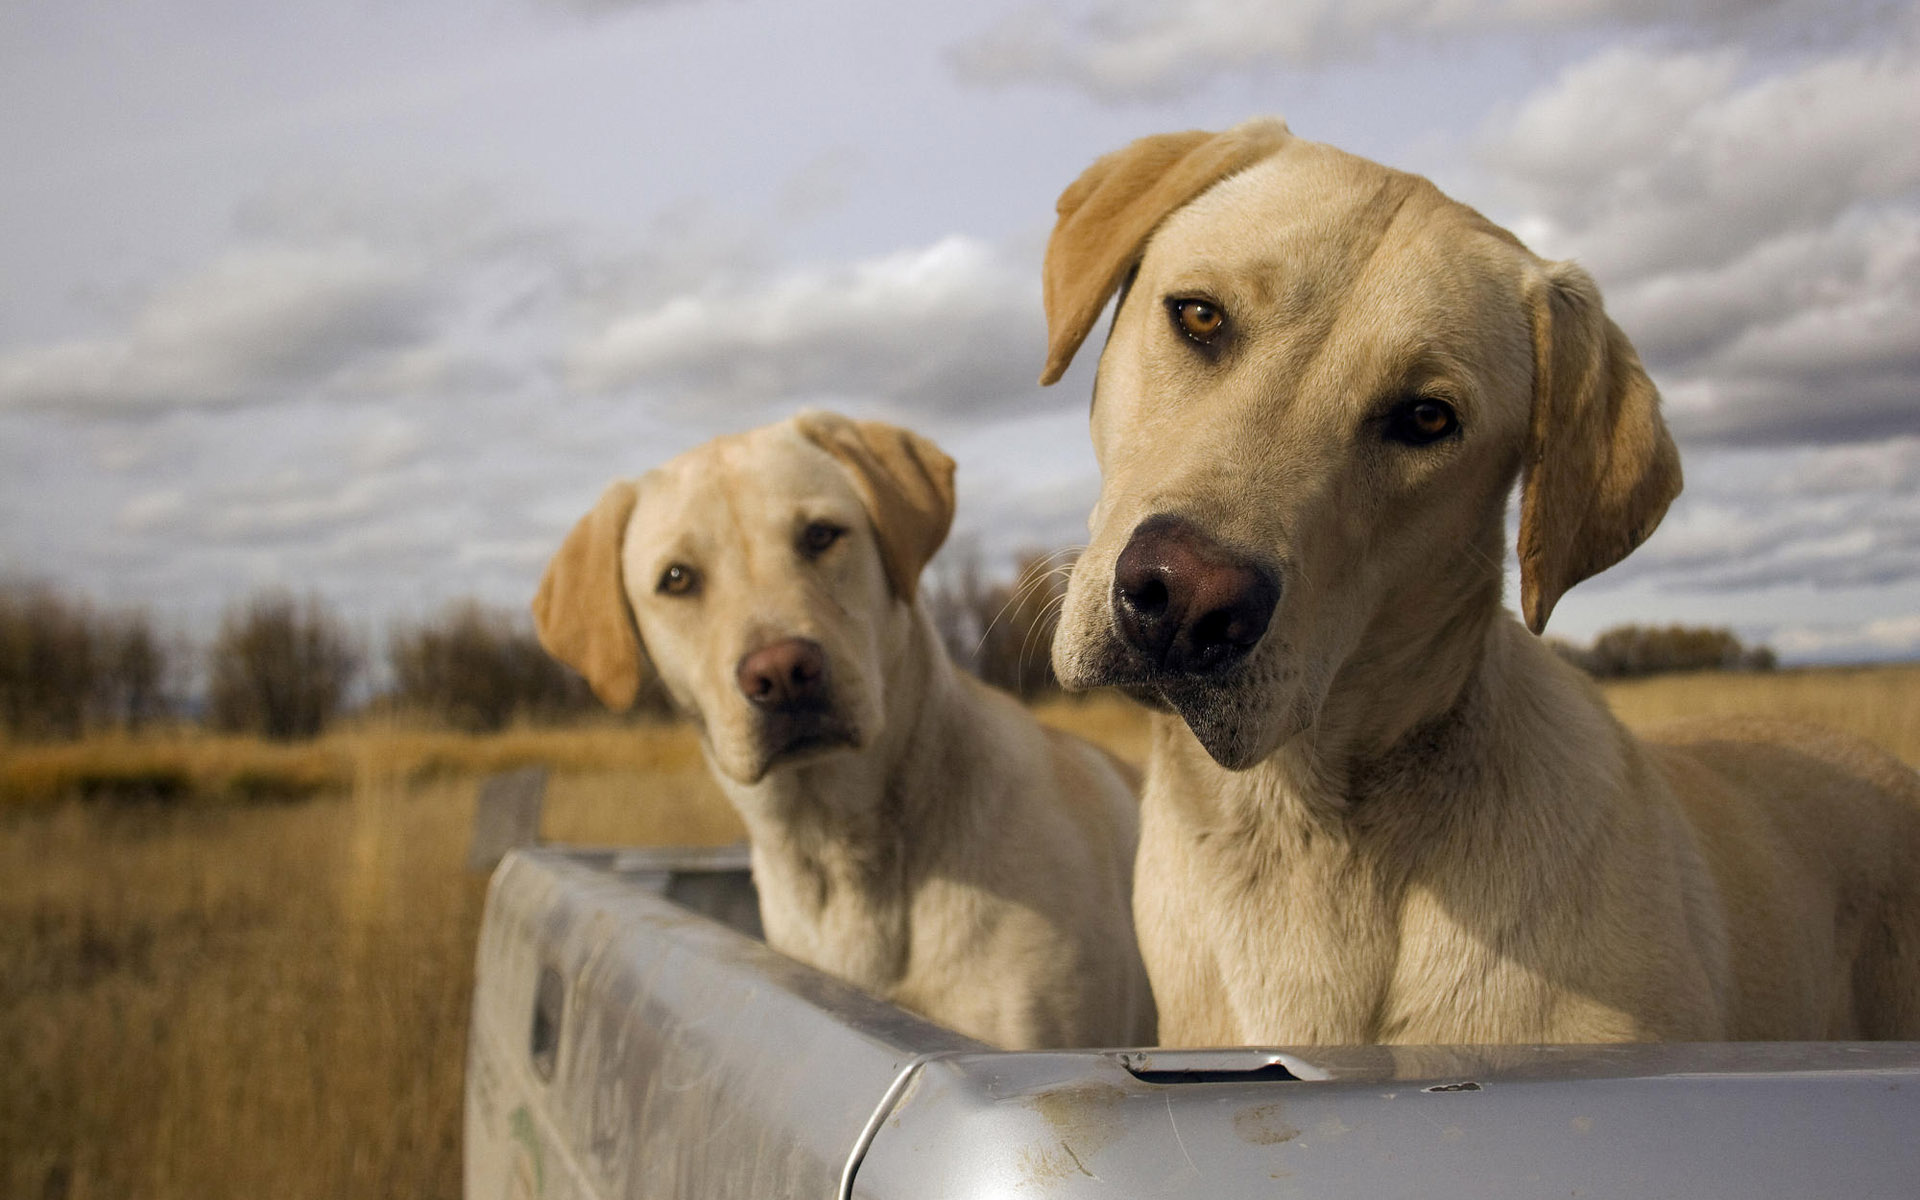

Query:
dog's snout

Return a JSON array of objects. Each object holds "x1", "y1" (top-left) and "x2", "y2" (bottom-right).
[
  {"x1": 736, "y1": 638, "x2": 829, "y2": 710},
  {"x1": 1113, "y1": 515, "x2": 1278, "y2": 675}
]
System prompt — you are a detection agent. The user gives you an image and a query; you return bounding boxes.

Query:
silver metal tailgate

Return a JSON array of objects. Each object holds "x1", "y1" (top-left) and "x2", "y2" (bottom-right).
[
  {"x1": 465, "y1": 846, "x2": 983, "y2": 1200},
  {"x1": 466, "y1": 846, "x2": 1920, "y2": 1199}
]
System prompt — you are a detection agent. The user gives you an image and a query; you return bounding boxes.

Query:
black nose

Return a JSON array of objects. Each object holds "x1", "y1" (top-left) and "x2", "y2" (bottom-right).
[
  {"x1": 735, "y1": 638, "x2": 829, "y2": 709},
  {"x1": 1112, "y1": 514, "x2": 1278, "y2": 675}
]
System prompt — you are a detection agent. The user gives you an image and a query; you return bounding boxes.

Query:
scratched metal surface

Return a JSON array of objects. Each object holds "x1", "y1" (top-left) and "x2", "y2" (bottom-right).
[
  {"x1": 853, "y1": 1042, "x2": 1920, "y2": 1198},
  {"x1": 463, "y1": 846, "x2": 985, "y2": 1200},
  {"x1": 466, "y1": 848, "x2": 1920, "y2": 1200}
]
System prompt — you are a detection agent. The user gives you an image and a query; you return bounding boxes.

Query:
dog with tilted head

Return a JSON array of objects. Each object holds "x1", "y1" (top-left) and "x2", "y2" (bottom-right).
[
  {"x1": 1042, "y1": 118, "x2": 1920, "y2": 1045},
  {"x1": 532, "y1": 411, "x2": 1154, "y2": 1049}
]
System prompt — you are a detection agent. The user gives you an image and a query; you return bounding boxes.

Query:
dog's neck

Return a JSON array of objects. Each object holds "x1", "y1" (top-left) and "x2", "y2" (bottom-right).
[
  {"x1": 714, "y1": 605, "x2": 975, "y2": 991},
  {"x1": 1262, "y1": 520, "x2": 1510, "y2": 820}
]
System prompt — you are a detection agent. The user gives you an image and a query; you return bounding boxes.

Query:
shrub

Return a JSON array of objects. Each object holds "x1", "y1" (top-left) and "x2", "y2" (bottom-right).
[
  {"x1": 0, "y1": 584, "x2": 96, "y2": 738},
  {"x1": 206, "y1": 592, "x2": 360, "y2": 740},
  {"x1": 1572, "y1": 624, "x2": 1778, "y2": 678},
  {"x1": 0, "y1": 583, "x2": 173, "y2": 738},
  {"x1": 388, "y1": 602, "x2": 602, "y2": 732}
]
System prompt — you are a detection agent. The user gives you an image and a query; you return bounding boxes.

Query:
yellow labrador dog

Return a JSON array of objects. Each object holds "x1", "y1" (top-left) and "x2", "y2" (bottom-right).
[
  {"x1": 1043, "y1": 118, "x2": 1920, "y2": 1045},
  {"x1": 532, "y1": 411, "x2": 1154, "y2": 1049}
]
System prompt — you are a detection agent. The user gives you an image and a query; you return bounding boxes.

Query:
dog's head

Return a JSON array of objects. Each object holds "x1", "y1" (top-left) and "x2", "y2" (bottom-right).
[
  {"x1": 532, "y1": 412, "x2": 955, "y2": 785},
  {"x1": 1044, "y1": 120, "x2": 1681, "y2": 769}
]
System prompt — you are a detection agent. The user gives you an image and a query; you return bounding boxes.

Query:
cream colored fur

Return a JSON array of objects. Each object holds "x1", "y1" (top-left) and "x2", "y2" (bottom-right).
[
  {"x1": 1045, "y1": 119, "x2": 1920, "y2": 1045},
  {"x1": 534, "y1": 412, "x2": 1154, "y2": 1050}
]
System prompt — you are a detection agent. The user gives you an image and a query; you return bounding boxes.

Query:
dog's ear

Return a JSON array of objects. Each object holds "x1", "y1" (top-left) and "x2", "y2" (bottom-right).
[
  {"x1": 1517, "y1": 261, "x2": 1682, "y2": 634},
  {"x1": 532, "y1": 480, "x2": 649, "y2": 710},
  {"x1": 1040, "y1": 118, "x2": 1292, "y2": 386},
  {"x1": 794, "y1": 412, "x2": 956, "y2": 601}
]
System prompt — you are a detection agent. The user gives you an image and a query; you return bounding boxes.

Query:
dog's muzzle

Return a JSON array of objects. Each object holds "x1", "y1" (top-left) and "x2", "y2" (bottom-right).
[
  {"x1": 1061, "y1": 514, "x2": 1282, "y2": 770},
  {"x1": 736, "y1": 637, "x2": 859, "y2": 770}
]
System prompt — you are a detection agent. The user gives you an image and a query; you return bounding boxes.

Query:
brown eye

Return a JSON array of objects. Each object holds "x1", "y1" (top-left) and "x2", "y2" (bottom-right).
[
  {"x1": 1169, "y1": 298, "x2": 1226, "y2": 343},
  {"x1": 799, "y1": 521, "x2": 844, "y2": 558},
  {"x1": 1384, "y1": 397, "x2": 1460, "y2": 446},
  {"x1": 657, "y1": 563, "x2": 699, "y2": 596}
]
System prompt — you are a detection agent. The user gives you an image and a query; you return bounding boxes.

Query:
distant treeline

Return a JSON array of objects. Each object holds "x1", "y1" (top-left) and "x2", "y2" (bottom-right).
[
  {"x1": 0, "y1": 584, "x2": 632, "y2": 741},
  {"x1": 0, "y1": 570, "x2": 1776, "y2": 742},
  {"x1": 0, "y1": 585, "x2": 168, "y2": 738},
  {"x1": 1547, "y1": 624, "x2": 1777, "y2": 678}
]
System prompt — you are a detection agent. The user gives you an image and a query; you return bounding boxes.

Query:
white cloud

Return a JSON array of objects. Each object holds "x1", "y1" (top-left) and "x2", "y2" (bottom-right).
[
  {"x1": 1609, "y1": 212, "x2": 1915, "y2": 366},
  {"x1": 0, "y1": 243, "x2": 438, "y2": 414},
  {"x1": 350, "y1": 414, "x2": 427, "y2": 472},
  {"x1": 0, "y1": 178, "x2": 624, "y2": 418},
  {"x1": 1477, "y1": 35, "x2": 1920, "y2": 449},
  {"x1": 776, "y1": 146, "x2": 863, "y2": 224},
  {"x1": 566, "y1": 235, "x2": 1046, "y2": 416},
  {"x1": 1578, "y1": 438, "x2": 1920, "y2": 593},
  {"x1": 949, "y1": 0, "x2": 1880, "y2": 99},
  {"x1": 116, "y1": 488, "x2": 190, "y2": 535},
  {"x1": 1780, "y1": 434, "x2": 1920, "y2": 495},
  {"x1": 533, "y1": 0, "x2": 690, "y2": 13},
  {"x1": 195, "y1": 468, "x2": 388, "y2": 544},
  {"x1": 5, "y1": 0, "x2": 1912, "y2": 664},
  {"x1": 951, "y1": 0, "x2": 1484, "y2": 99},
  {"x1": 1771, "y1": 614, "x2": 1920, "y2": 661},
  {"x1": 1484, "y1": 45, "x2": 1920, "y2": 277}
]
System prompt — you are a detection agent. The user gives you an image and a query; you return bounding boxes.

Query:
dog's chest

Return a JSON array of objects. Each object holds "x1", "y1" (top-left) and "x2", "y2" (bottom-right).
[
  {"x1": 761, "y1": 889, "x2": 908, "y2": 986},
  {"x1": 1141, "y1": 783, "x2": 1532, "y2": 1044},
  {"x1": 1140, "y1": 796, "x2": 1402, "y2": 1043},
  {"x1": 749, "y1": 840, "x2": 913, "y2": 992}
]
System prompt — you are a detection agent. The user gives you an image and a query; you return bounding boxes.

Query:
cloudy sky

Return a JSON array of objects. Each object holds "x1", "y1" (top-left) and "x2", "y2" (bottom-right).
[{"x1": 3, "y1": 0, "x2": 1917, "y2": 663}]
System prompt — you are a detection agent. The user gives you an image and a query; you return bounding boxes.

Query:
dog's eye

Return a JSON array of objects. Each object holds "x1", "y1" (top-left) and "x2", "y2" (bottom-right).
[
  {"x1": 657, "y1": 563, "x2": 699, "y2": 596},
  {"x1": 1384, "y1": 397, "x2": 1460, "y2": 446},
  {"x1": 799, "y1": 521, "x2": 845, "y2": 558},
  {"x1": 1168, "y1": 297, "x2": 1227, "y2": 344}
]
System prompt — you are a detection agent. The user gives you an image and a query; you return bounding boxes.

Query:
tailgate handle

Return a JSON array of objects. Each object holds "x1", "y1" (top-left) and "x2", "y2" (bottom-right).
[
  {"x1": 530, "y1": 966, "x2": 564, "y2": 1082},
  {"x1": 1114, "y1": 1050, "x2": 1328, "y2": 1084}
]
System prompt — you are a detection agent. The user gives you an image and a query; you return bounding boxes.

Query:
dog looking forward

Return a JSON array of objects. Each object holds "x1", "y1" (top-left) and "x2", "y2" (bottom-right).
[
  {"x1": 1044, "y1": 119, "x2": 1920, "y2": 1045},
  {"x1": 533, "y1": 412, "x2": 1154, "y2": 1049}
]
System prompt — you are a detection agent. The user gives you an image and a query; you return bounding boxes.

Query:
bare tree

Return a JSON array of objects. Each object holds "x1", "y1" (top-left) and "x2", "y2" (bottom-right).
[
  {"x1": 94, "y1": 611, "x2": 171, "y2": 731},
  {"x1": 973, "y1": 551, "x2": 1072, "y2": 699},
  {"x1": 924, "y1": 543, "x2": 990, "y2": 675},
  {"x1": 0, "y1": 583, "x2": 96, "y2": 737},
  {"x1": 0, "y1": 583, "x2": 175, "y2": 737},
  {"x1": 388, "y1": 601, "x2": 600, "y2": 732},
  {"x1": 206, "y1": 592, "x2": 361, "y2": 739},
  {"x1": 925, "y1": 548, "x2": 1073, "y2": 700}
]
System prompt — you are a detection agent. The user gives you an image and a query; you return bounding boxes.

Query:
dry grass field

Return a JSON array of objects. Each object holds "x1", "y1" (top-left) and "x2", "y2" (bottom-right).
[
  {"x1": 3, "y1": 665, "x2": 1916, "y2": 1199},
  {"x1": 1, "y1": 721, "x2": 743, "y2": 1200},
  {"x1": 1600, "y1": 664, "x2": 1920, "y2": 763}
]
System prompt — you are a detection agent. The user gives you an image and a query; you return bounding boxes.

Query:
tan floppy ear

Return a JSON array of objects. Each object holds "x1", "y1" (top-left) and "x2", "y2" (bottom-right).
[
  {"x1": 532, "y1": 480, "x2": 648, "y2": 710},
  {"x1": 792, "y1": 411, "x2": 956, "y2": 601},
  {"x1": 1517, "y1": 261, "x2": 1683, "y2": 634},
  {"x1": 1040, "y1": 117, "x2": 1292, "y2": 386}
]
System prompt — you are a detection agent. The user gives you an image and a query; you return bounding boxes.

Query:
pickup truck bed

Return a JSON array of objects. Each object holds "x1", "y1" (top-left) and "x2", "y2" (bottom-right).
[{"x1": 465, "y1": 846, "x2": 1920, "y2": 1199}]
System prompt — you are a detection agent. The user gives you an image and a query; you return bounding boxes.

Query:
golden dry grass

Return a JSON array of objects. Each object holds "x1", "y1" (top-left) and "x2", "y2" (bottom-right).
[
  {"x1": 1, "y1": 719, "x2": 741, "y2": 1200},
  {"x1": 1031, "y1": 692, "x2": 1156, "y2": 768},
  {"x1": 2, "y1": 664, "x2": 1914, "y2": 1198},
  {"x1": 0, "y1": 730, "x2": 356, "y2": 807},
  {"x1": 0, "y1": 718, "x2": 728, "y2": 809},
  {"x1": 1599, "y1": 663, "x2": 1920, "y2": 765},
  {"x1": 1037, "y1": 663, "x2": 1920, "y2": 769}
]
